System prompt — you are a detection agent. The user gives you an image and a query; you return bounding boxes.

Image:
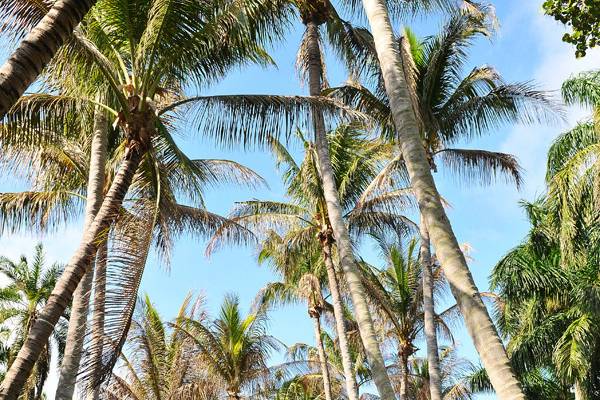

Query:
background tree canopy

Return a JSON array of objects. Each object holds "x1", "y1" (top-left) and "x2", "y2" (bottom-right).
[{"x1": 543, "y1": 0, "x2": 600, "y2": 57}]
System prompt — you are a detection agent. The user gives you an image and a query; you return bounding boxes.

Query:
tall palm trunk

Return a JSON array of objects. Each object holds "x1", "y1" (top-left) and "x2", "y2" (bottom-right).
[
  {"x1": 398, "y1": 352, "x2": 409, "y2": 400},
  {"x1": 304, "y1": 21, "x2": 396, "y2": 400},
  {"x1": 0, "y1": 0, "x2": 97, "y2": 119},
  {"x1": 310, "y1": 311, "x2": 334, "y2": 400},
  {"x1": 359, "y1": 1, "x2": 524, "y2": 398},
  {"x1": 87, "y1": 242, "x2": 107, "y2": 400},
  {"x1": 574, "y1": 382, "x2": 586, "y2": 400},
  {"x1": 320, "y1": 232, "x2": 359, "y2": 400},
  {"x1": 0, "y1": 143, "x2": 143, "y2": 399},
  {"x1": 56, "y1": 106, "x2": 108, "y2": 400},
  {"x1": 420, "y1": 216, "x2": 442, "y2": 400}
]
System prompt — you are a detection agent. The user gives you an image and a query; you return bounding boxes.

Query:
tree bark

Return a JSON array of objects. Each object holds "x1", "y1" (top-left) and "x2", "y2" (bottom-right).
[
  {"x1": 0, "y1": 0, "x2": 97, "y2": 119},
  {"x1": 420, "y1": 216, "x2": 443, "y2": 400},
  {"x1": 311, "y1": 313, "x2": 334, "y2": 400},
  {"x1": 358, "y1": 1, "x2": 525, "y2": 398},
  {"x1": 321, "y1": 238, "x2": 359, "y2": 400},
  {"x1": 574, "y1": 382, "x2": 586, "y2": 400},
  {"x1": 0, "y1": 146, "x2": 142, "y2": 399},
  {"x1": 304, "y1": 21, "x2": 396, "y2": 400},
  {"x1": 56, "y1": 106, "x2": 108, "y2": 400},
  {"x1": 86, "y1": 242, "x2": 107, "y2": 400},
  {"x1": 399, "y1": 353, "x2": 409, "y2": 400}
]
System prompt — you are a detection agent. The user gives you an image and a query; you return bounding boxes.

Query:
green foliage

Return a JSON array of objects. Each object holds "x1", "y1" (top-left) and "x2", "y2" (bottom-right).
[{"x1": 543, "y1": 0, "x2": 600, "y2": 57}]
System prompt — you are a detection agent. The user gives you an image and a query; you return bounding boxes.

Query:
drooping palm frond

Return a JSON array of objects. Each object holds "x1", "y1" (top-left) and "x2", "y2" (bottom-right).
[
  {"x1": 434, "y1": 148, "x2": 523, "y2": 188},
  {"x1": 562, "y1": 69, "x2": 600, "y2": 108},
  {"x1": 547, "y1": 122, "x2": 600, "y2": 181},
  {"x1": 161, "y1": 94, "x2": 367, "y2": 148},
  {"x1": 0, "y1": 0, "x2": 50, "y2": 42}
]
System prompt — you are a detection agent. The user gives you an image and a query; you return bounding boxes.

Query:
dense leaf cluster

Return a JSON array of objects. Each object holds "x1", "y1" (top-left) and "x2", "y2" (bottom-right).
[{"x1": 543, "y1": 0, "x2": 600, "y2": 57}]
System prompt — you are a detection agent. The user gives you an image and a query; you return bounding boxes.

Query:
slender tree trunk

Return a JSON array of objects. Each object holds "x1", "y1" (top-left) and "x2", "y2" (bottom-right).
[
  {"x1": 321, "y1": 236, "x2": 359, "y2": 400},
  {"x1": 358, "y1": 1, "x2": 525, "y2": 398},
  {"x1": 399, "y1": 353, "x2": 408, "y2": 400},
  {"x1": 420, "y1": 216, "x2": 443, "y2": 400},
  {"x1": 56, "y1": 106, "x2": 108, "y2": 400},
  {"x1": 574, "y1": 382, "x2": 586, "y2": 400},
  {"x1": 86, "y1": 242, "x2": 107, "y2": 400},
  {"x1": 311, "y1": 313, "x2": 334, "y2": 400},
  {"x1": 304, "y1": 21, "x2": 396, "y2": 400},
  {"x1": 0, "y1": 146, "x2": 143, "y2": 399},
  {"x1": 0, "y1": 0, "x2": 97, "y2": 119}
]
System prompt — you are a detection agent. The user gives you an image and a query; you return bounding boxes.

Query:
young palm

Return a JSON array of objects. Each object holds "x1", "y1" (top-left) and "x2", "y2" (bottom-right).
[
  {"x1": 0, "y1": 244, "x2": 67, "y2": 400},
  {"x1": 102, "y1": 294, "x2": 223, "y2": 399},
  {"x1": 175, "y1": 294, "x2": 280, "y2": 400},
  {"x1": 0, "y1": 0, "x2": 340, "y2": 394},
  {"x1": 360, "y1": 238, "x2": 458, "y2": 400},
  {"x1": 328, "y1": 11, "x2": 557, "y2": 399},
  {"x1": 256, "y1": 239, "x2": 338, "y2": 400}
]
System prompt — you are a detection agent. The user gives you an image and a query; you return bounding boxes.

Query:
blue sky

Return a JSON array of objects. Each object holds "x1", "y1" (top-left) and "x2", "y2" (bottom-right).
[{"x1": 1, "y1": 1, "x2": 600, "y2": 398}]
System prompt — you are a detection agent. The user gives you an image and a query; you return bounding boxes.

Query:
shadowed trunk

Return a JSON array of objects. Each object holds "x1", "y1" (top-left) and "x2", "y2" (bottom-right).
[
  {"x1": 0, "y1": 0, "x2": 97, "y2": 119},
  {"x1": 0, "y1": 144, "x2": 143, "y2": 399},
  {"x1": 87, "y1": 241, "x2": 107, "y2": 400},
  {"x1": 320, "y1": 230, "x2": 359, "y2": 400},
  {"x1": 359, "y1": 0, "x2": 525, "y2": 398},
  {"x1": 310, "y1": 310, "x2": 334, "y2": 400},
  {"x1": 399, "y1": 351, "x2": 409, "y2": 400},
  {"x1": 56, "y1": 106, "x2": 108, "y2": 400},
  {"x1": 420, "y1": 216, "x2": 442, "y2": 400},
  {"x1": 304, "y1": 20, "x2": 396, "y2": 400}
]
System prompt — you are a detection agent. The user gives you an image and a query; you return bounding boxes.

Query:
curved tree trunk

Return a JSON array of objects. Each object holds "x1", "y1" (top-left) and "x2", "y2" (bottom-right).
[
  {"x1": 311, "y1": 313, "x2": 334, "y2": 400},
  {"x1": 56, "y1": 106, "x2": 108, "y2": 400},
  {"x1": 321, "y1": 237, "x2": 359, "y2": 400},
  {"x1": 0, "y1": 145, "x2": 143, "y2": 399},
  {"x1": 0, "y1": 0, "x2": 97, "y2": 119},
  {"x1": 358, "y1": 1, "x2": 525, "y2": 398},
  {"x1": 304, "y1": 21, "x2": 396, "y2": 400},
  {"x1": 420, "y1": 216, "x2": 443, "y2": 400},
  {"x1": 86, "y1": 242, "x2": 107, "y2": 400}
]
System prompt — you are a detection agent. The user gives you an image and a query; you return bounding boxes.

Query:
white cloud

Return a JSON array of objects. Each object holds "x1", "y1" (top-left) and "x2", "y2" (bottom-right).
[{"x1": 500, "y1": 4, "x2": 600, "y2": 198}]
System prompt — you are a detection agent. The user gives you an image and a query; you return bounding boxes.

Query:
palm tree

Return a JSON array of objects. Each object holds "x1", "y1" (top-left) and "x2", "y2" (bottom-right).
[
  {"x1": 175, "y1": 294, "x2": 280, "y2": 400},
  {"x1": 0, "y1": 114, "x2": 265, "y2": 398},
  {"x1": 0, "y1": 0, "x2": 338, "y2": 393},
  {"x1": 257, "y1": 241, "x2": 337, "y2": 400},
  {"x1": 360, "y1": 238, "x2": 458, "y2": 400},
  {"x1": 0, "y1": 0, "x2": 97, "y2": 118},
  {"x1": 0, "y1": 244, "x2": 67, "y2": 400},
  {"x1": 329, "y1": 7, "x2": 557, "y2": 398},
  {"x1": 491, "y1": 200, "x2": 600, "y2": 400},
  {"x1": 210, "y1": 125, "x2": 414, "y2": 398},
  {"x1": 546, "y1": 69, "x2": 600, "y2": 258},
  {"x1": 102, "y1": 294, "x2": 223, "y2": 399}
]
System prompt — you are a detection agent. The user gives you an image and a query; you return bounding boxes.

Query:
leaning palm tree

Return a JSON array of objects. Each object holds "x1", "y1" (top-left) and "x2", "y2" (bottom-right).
[
  {"x1": 0, "y1": 244, "x2": 67, "y2": 400},
  {"x1": 102, "y1": 294, "x2": 223, "y2": 399},
  {"x1": 175, "y1": 294, "x2": 281, "y2": 400},
  {"x1": 0, "y1": 116, "x2": 265, "y2": 398},
  {"x1": 0, "y1": 0, "x2": 362, "y2": 394},
  {"x1": 0, "y1": 0, "x2": 98, "y2": 118},
  {"x1": 329, "y1": 7, "x2": 556, "y2": 398}
]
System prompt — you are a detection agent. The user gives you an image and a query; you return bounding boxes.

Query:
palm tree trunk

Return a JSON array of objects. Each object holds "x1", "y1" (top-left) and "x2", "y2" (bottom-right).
[
  {"x1": 574, "y1": 382, "x2": 586, "y2": 400},
  {"x1": 0, "y1": 0, "x2": 97, "y2": 119},
  {"x1": 87, "y1": 241, "x2": 107, "y2": 400},
  {"x1": 359, "y1": 1, "x2": 524, "y2": 398},
  {"x1": 420, "y1": 216, "x2": 443, "y2": 400},
  {"x1": 304, "y1": 21, "x2": 396, "y2": 400},
  {"x1": 399, "y1": 352, "x2": 409, "y2": 400},
  {"x1": 56, "y1": 106, "x2": 108, "y2": 400},
  {"x1": 311, "y1": 313, "x2": 334, "y2": 400},
  {"x1": 0, "y1": 145, "x2": 143, "y2": 399},
  {"x1": 321, "y1": 238, "x2": 359, "y2": 400}
]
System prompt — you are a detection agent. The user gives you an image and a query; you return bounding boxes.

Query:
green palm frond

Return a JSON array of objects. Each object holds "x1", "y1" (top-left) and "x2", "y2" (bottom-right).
[
  {"x1": 562, "y1": 69, "x2": 600, "y2": 108},
  {"x1": 434, "y1": 148, "x2": 523, "y2": 188}
]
